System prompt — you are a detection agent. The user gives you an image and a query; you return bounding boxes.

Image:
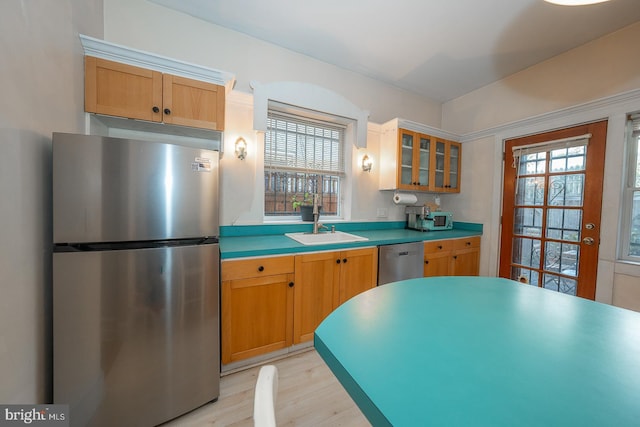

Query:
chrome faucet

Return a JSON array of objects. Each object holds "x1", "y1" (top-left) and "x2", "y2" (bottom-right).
[{"x1": 312, "y1": 194, "x2": 327, "y2": 234}]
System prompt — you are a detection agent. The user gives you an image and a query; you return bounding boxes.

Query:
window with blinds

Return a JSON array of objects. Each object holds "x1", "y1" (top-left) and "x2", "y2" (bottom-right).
[
  {"x1": 622, "y1": 113, "x2": 640, "y2": 259},
  {"x1": 264, "y1": 110, "x2": 345, "y2": 217}
]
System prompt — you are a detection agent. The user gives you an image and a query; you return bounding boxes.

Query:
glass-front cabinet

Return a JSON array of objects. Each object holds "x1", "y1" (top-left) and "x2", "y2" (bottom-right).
[
  {"x1": 380, "y1": 122, "x2": 460, "y2": 193},
  {"x1": 433, "y1": 138, "x2": 461, "y2": 192},
  {"x1": 398, "y1": 130, "x2": 430, "y2": 191}
]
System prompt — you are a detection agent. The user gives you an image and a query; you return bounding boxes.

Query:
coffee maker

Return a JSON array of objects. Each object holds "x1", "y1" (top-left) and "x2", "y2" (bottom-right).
[{"x1": 405, "y1": 205, "x2": 430, "y2": 232}]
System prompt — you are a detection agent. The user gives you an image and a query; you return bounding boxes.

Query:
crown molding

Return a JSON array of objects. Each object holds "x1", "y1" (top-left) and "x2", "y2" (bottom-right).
[
  {"x1": 460, "y1": 88, "x2": 640, "y2": 143},
  {"x1": 79, "y1": 34, "x2": 236, "y2": 92}
]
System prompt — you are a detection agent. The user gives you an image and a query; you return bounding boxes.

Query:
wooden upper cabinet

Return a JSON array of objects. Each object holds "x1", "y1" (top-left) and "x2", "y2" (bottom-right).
[
  {"x1": 380, "y1": 124, "x2": 460, "y2": 193},
  {"x1": 85, "y1": 56, "x2": 162, "y2": 122},
  {"x1": 162, "y1": 74, "x2": 225, "y2": 130},
  {"x1": 432, "y1": 138, "x2": 461, "y2": 193},
  {"x1": 85, "y1": 56, "x2": 225, "y2": 131}
]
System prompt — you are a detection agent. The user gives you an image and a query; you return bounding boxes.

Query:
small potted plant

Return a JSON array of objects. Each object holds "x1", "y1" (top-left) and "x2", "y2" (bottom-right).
[{"x1": 291, "y1": 193, "x2": 319, "y2": 221}]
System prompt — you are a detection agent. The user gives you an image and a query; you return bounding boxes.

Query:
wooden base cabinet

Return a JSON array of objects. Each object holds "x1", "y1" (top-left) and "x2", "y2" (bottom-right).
[
  {"x1": 424, "y1": 237, "x2": 481, "y2": 277},
  {"x1": 221, "y1": 256, "x2": 294, "y2": 364},
  {"x1": 85, "y1": 56, "x2": 225, "y2": 131},
  {"x1": 293, "y1": 247, "x2": 378, "y2": 344}
]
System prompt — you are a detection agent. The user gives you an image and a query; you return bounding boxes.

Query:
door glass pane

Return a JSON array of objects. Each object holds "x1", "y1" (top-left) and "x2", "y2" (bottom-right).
[
  {"x1": 550, "y1": 146, "x2": 586, "y2": 173},
  {"x1": 514, "y1": 208, "x2": 542, "y2": 237},
  {"x1": 511, "y1": 266, "x2": 539, "y2": 286},
  {"x1": 449, "y1": 145, "x2": 459, "y2": 189},
  {"x1": 418, "y1": 136, "x2": 430, "y2": 186},
  {"x1": 543, "y1": 273, "x2": 577, "y2": 296},
  {"x1": 516, "y1": 177, "x2": 545, "y2": 206},
  {"x1": 544, "y1": 242, "x2": 579, "y2": 276},
  {"x1": 449, "y1": 171, "x2": 458, "y2": 189},
  {"x1": 546, "y1": 209, "x2": 582, "y2": 241},
  {"x1": 512, "y1": 237, "x2": 540, "y2": 269},
  {"x1": 435, "y1": 141, "x2": 445, "y2": 188},
  {"x1": 519, "y1": 152, "x2": 546, "y2": 175},
  {"x1": 401, "y1": 133, "x2": 413, "y2": 185},
  {"x1": 548, "y1": 174, "x2": 584, "y2": 206},
  {"x1": 401, "y1": 167, "x2": 412, "y2": 185}
]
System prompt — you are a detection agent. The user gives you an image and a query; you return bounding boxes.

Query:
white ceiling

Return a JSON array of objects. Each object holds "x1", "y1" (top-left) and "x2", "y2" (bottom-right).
[{"x1": 148, "y1": 0, "x2": 640, "y2": 102}]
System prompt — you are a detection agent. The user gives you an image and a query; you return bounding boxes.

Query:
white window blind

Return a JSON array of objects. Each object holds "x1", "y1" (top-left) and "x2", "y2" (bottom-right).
[
  {"x1": 631, "y1": 113, "x2": 640, "y2": 138},
  {"x1": 265, "y1": 111, "x2": 345, "y2": 175},
  {"x1": 511, "y1": 133, "x2": 591, "y2": 168}
]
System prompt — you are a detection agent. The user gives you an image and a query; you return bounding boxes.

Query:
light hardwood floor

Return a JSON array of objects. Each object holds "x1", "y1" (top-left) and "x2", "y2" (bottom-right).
[{"x1": 163, "y1": 349, "x2": 370, "y2": 426}]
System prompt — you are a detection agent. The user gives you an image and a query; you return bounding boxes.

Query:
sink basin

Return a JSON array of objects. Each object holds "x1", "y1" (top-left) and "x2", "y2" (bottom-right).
[{"x1": 285, "y1": 231, "x2": 369, "y2": 246}]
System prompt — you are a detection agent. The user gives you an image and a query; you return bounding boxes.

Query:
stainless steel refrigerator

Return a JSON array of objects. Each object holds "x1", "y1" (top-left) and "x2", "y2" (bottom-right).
[{"x1": 52, "y1": 133, "x2": 220, "y2": 427}]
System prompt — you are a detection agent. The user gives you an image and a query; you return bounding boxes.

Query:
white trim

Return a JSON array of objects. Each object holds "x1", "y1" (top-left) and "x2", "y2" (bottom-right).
[
  {"x1": 250, "y1": 80, "x2": 370, "y2": 148},
  {"x1": 79, "y1": 34, "x2": 236, "y2": 92},
  {"x1": 390, "y1": 118, "x2": 461, "y2": 141},
  {"x1": 460, "y1": 88, "x2": 640, "y2": 143}
]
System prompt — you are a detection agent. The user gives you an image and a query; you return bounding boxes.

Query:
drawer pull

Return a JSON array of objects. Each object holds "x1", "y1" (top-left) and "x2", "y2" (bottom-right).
[
  {"x1": 258, "y1": 266, "x2": 264, "y2": 272},
  {"x1": 438, "y1": 245, "x2": 443, "y2": 250}
]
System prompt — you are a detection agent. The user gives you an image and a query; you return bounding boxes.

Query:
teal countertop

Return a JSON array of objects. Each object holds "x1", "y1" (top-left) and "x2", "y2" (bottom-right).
[
  {"x1": 315, "y1": 277, "x2": 640, "y2": 426},
  {"x1": 218, "y1": 221, "x2": 482, "y2": 259}
]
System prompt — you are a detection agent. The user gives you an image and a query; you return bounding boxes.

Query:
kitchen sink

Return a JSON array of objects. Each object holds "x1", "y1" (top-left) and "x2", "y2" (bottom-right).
[{"x1": 285, "y1": 231, "x2": 369, "y2": 245}]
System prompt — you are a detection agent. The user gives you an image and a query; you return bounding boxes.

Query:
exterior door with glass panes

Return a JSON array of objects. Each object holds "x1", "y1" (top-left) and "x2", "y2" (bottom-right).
[
  {"x1": 499, "y1": 121, "x2": 607, "y2": 300},
  {"x1": 398, "y1": 130, "x2": 430, "y2": 190}
]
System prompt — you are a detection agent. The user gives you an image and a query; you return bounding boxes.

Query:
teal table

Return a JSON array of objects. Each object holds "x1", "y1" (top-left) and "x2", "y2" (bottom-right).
[{"x1": 314, "y1": 277, "x2": 640, "y2": 426}]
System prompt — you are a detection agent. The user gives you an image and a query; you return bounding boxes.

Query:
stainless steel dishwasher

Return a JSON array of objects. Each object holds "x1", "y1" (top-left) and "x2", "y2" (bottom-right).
[{"x1": 378, "y1": 241, "x2": 425, "y2": 285}]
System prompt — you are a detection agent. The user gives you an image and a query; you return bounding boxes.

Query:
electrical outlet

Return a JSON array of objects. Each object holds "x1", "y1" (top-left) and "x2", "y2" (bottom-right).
[{"x1": 377, "y1": 208, "x2": 388, "y2": 218}]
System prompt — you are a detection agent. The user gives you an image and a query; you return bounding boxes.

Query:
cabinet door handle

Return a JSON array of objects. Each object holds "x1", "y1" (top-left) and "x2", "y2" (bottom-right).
[
  {"x1": 453, "y1": 255, "x2": 458, "y2": 259},
  {"x1": 164, "y1": 108, "x2": 171, "y2": 115},
  {"x1": 258, "y1": 266, "x2": 264, "y2": 272},
  {"x1": 288, "y1": 282, "x2": 294, "y2": 288},
  {"x1": 152, "y1": 106, "x2": 160, "y2": 113},
  {"x1": 425, "y1": 260, "x2": 429, "y2": 264},
  {"x1": 343, "y1": 258, "x2": 348, "y2": 263},
  {"x1": 336, "y1": 259, "x2": 341, "y2": 264}
]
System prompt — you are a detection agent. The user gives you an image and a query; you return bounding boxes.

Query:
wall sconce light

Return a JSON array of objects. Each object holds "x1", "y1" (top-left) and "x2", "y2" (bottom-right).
[
  {"x1": 362, "y1": 154, "x2": 372, "y2": 172},
  {"x1": 235, "y1": 137, "x2": 247, "y2": 160}
]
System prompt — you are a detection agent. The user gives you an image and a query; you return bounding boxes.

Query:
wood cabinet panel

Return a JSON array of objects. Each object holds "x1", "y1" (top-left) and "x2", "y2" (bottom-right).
[
  {"x1": 221, "y1": 256, "x2": 294, "y2": 364},
  {"x1": 293, "y1": 252, "x2": 339, "y2": 344},
  {"x1": 424, "y1": 237, "x2": 481, "y2": 277},
  {"x1": 85, "y1": 56, "x2": 225, "y2": 131},
  {"x1": 85, "y1": 56, "x2": 162, "y2": 122},
  {"x1": 221, "y1": 256, "x2": 294, "y2": 281},
  {"x1": 162, "y1": 74, "x2": 225, "y2": 130},
  {"x1": 338, "y1": 248, "x2": 378, "y2": 305},
  {"x1": 294, "y1": 247, "x2": 378, "y2": 344},
  {"x1": 424, "y1": 251, "x2": 452, "y2": 277}
]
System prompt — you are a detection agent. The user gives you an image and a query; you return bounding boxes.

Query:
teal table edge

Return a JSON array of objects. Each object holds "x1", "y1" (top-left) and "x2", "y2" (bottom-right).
[
  {"x1": 314, "y1": 276, "x2": 640, "y2": 426},
  {"x1": 314, "y1": 336, "x2": 392, "y2": 427}
]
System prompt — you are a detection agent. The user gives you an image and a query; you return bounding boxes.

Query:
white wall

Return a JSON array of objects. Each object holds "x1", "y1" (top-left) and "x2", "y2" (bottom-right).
[
  {"x1": 441, "y1": 22, "x2": 640, "y2": 310},
  {"x1": 0, "y1": 0, "x2": 103, "y2": 403},
  {"x1": 103, "y1": 0, "x2": 441, "y2": 126},
  {"x1": 103, "y1": 0, "x2": 444, "y2": 225}
]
